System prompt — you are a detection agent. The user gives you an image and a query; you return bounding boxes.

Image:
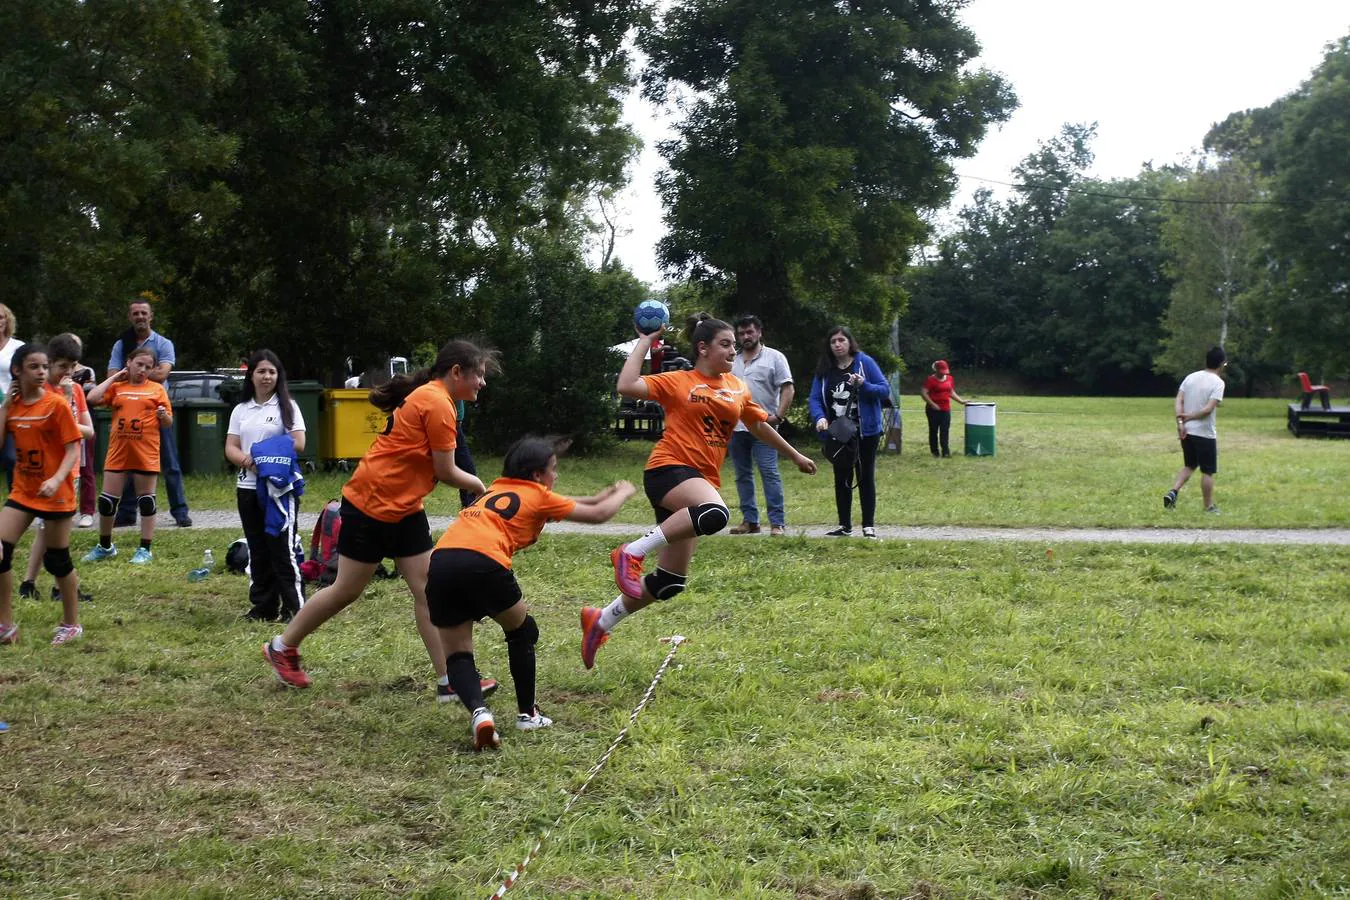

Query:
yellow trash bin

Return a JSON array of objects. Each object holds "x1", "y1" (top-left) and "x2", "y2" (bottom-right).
[{"x1": 321, "y1": 389, "x2": 389, "y2": 465}]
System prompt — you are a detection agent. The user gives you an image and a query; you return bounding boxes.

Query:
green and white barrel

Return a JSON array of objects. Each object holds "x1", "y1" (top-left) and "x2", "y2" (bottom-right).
[{"x1": 964, "y1": 402, "x2": 996, "y2": 457}]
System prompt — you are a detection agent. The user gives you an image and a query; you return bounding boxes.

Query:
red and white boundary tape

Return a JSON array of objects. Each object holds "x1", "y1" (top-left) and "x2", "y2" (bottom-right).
[{"x1": 488, "y1": 635, "x2": 688, "y2": 898}]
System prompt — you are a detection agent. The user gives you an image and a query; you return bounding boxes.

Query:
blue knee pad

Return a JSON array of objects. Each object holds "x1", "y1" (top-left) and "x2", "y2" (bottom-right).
[
  {"x1": 43, "y1": 547, "x2": 75, "y2": 578},
  {"x1": 0, "y1": 540, "x2": 13, "y2": 574},
  {"x1": 98, "y1": 493, "x2": 117, "y2": 517},
  {"x1": 643, "y1": 567, "x2": 687, "y2": 601},
  {"x1": 690, "y1": 501, "x2": 730, "y2": 536},
  {"x1": 137, "y1": 495, "x2": 157, "y2": 517}
]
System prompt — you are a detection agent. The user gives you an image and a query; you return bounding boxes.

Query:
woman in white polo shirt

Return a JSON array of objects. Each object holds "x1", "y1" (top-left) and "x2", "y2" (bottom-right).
[{"x1": 225, "y1": 350, "x2": 306, "y2": 622}]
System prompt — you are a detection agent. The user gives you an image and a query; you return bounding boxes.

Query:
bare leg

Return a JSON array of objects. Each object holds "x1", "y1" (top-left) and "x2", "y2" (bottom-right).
[
  {"x1": 133, "y1": 473, "x2": 158, "y2": 544},
  {"x1": 1201, "y1": 474, "x2": 1215, "y2": 508},
  {"x1": 1171, "y1": 466, "x2": 1194, "y2": 494},
  {"x1": 24, "y1": 524, "x2": 45, "y2": 584},
  {"x1": 97, "y1": 471, "x2": 128, "y2": 541},
  {"x1": 44, "y1": 518, "x2": 79, "y2": 626},
  {"x1": 396, "y1": 551, "x2": 443, "y2": 678},
  {"x1": 280, "y1": 555, "x2": 378, "y2": 647},
  {"x1": 0, "y1": 506, "x2": 37, "y2": 626}
]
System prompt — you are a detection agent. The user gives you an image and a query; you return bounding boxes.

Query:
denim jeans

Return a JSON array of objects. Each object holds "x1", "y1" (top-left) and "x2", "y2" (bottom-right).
[
  {"x1": 118, "y1": 424, "x2": 188, "y2": 520},
  {"x1": 729, "y1": 430, "x2": 785, "y2": 527}
]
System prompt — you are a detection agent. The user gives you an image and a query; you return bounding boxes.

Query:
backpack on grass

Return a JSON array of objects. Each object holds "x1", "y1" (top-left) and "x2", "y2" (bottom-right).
[{"x1": 301, "y1": 499, "x2": 343, "y2": 586}]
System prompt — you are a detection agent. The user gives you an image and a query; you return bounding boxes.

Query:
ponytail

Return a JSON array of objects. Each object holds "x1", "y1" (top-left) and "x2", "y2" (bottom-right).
[
  {"x1": 684, "y1": 312, "x2": 732, "y2": 360},
  {"x1": 368, "y1": 339, "x2": 501, "y2": 413}
]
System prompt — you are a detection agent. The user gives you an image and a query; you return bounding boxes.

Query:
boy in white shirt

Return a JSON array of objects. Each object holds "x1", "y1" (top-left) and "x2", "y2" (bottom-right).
[{"x1": 1164, "y1": 346, "x2": 1227, "y2": 514}]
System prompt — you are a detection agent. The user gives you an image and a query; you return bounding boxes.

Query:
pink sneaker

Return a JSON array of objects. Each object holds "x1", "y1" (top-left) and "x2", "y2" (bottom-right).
[
  {"x1": 51, "y1": 624, "x2": 83, "y2": 646},
  {"x1": 580, "y1": 606, "x2": 610, "y2": 670},
  {"x1": 263, "y1": 641, "x2": 312, "y2": 688},
  {"x1": 611, "y1": 544, "x2": 645, "y2": 600},
  {"x1": 0, "y1": 623, "x2": 18, "y2": 645}
]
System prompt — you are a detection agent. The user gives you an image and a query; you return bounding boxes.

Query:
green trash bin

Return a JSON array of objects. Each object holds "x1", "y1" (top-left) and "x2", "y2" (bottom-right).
[
  {"x1": 176, "y1": 398, "x2": 230, "y2": 475},
  {"x1": 964, "y1": 402, "x2": 996, "y2": 457},
  {"x1": 92, "y1": 407, "x2": 112, "y2": 473},
  {"x1": 289, "y1": 381, "x2": 323, "y2": 471}
]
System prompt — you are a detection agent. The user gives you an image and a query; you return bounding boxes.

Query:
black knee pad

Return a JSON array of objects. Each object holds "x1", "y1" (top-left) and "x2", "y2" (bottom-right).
[
  {"x1": 0, "y1": 540, "x2": 13, "y2": 574},
  {"x1": 98, "y1": 493, "x2": 118, "y2": 517},
  {"x1": 505, "y1": 614, "x2": 539, "y2": 648},
  {"x1": 690, "y1": 501, "x2": 730, "y2": 536},
  {"x1": 43, "y1": 547, "x2": 75, "y2": 578},
  {"x1": 137, "y1": 494, "x2": 157, "y2": 517},
  {"x1": 643, "y1": 567, "x2": 687, "y2": 602}
]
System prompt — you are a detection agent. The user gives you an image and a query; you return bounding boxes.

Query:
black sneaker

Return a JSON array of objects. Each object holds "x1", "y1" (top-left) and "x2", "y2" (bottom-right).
[
  {"x1": 241, "y1": 608, "x2": 279, "y2": 622},
  {"x1": 825, "y1": 527, "x2": 853, "y2": 537},
  {"x1": 51, "y1": 585, "x2": 93, "y2": 603},
  {"x1": 18, "y1": 580, "x2": 36, "y2": 599},
  {"x1": 174, "y1": 515, "x2": 193, "y2": 528},
  {"x1": 1163, "y1": 490, "x2": 1177, "y2": 510}
]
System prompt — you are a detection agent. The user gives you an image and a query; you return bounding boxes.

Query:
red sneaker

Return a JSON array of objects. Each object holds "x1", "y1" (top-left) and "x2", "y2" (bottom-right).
[
  {"x1": 437, "y1": 677, "x2": 499, "y2": 704},
  {"x1": 611, "y1": 544, "x2": 645, "y2": 600},
  {"x1": 580, "y1": 606, "x2": 610, "y2": 670},
  {"x1": 263, "y1": 641, "x2": 311, "y2": 688}
]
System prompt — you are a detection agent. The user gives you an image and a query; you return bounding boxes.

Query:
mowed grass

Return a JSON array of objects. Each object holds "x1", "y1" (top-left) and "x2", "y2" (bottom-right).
[
  {"x1": 1, "y1": 530, "x2": 1347, "y2": 897},
  {"x1": 180, "y1": 395, "x2": 1350, "y2": 528}
]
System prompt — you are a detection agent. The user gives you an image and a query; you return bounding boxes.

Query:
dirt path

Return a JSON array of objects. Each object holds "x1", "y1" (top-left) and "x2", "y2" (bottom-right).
[{"x1": 130, "y1": 511, "x2": 1350, "y2": 546}]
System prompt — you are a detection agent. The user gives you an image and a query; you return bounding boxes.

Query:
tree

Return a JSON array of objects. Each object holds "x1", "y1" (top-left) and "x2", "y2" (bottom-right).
[
  {"x1": 1246, "y1": 34, "x2": 1350, "y2": 375},
  {"x1": 642, "y1": 0, "x2": 1015, "y2": 376},
  {"x1": 1155, "y1": 158, "x2": 1262, "y2": 382}
]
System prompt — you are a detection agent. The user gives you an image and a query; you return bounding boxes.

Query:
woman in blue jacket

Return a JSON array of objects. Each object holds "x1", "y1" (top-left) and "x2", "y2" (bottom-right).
[{"x1": 808, "y1": 326, "x2": 889, "y2": 538}]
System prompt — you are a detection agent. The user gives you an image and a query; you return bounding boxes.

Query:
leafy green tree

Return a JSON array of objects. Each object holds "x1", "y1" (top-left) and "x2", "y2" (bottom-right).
[
  {"x1": 1246, "y1": 34, "x2": 1350, "y2": 376},
  {"x1": 642, "y1": 0, "x2": 1016, "y2": 376},
  {"x1": 1155, "y1": 159, "x2": 1262, "y2": 382},
  {"x1": 0, "y1": 0, "x2": 234, "y2": 356}
]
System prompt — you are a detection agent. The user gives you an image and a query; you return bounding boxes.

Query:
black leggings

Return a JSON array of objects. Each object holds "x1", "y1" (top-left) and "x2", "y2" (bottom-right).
[
  {"x1": 832, "y1": 434, "x2": 879, "y2": 530},
  {"x1": 926, "y1": 407, "x2": 952, "y2": 456},
  {"x1": 236, "y1": 488, "x2": 305, "y2": 619}
]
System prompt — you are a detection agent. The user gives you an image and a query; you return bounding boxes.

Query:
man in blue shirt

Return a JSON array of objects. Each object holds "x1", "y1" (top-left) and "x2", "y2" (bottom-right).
[{"x1": 106, "y1": 297, "x2": 192, "y2": 527}]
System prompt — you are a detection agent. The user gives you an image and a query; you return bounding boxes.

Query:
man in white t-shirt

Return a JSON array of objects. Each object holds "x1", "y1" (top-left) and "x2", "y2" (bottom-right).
[
  {"x1": 1164, "y1": 346, "x2": 1227, "y2": 514},
  {"x1": 728, "y1": 315, "x2": 795, "y2": 536}
]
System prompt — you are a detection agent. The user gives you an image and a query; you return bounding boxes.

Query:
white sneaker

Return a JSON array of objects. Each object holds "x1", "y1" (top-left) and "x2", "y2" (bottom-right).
[
  {"x1": 515, "y1": 709, "x2": 553, "y2": 732},
  {"x1": 51, "y1": 624, "x2": 84, "y2": 646},
  {"x1": 77, "y1": 514, "x2": 94, "y2": 528},
  {"x1": 471, "y1": 707, "x2": 500, "y2": 751}
]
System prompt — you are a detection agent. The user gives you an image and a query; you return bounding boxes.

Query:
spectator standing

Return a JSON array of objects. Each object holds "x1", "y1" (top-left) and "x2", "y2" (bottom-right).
[
  {"x1": 920, "y1": 360, "x2": 968, "y2": 458},
  {"x1": 728, "y1": 315, "x2": 795, "y2": 536},
  {"x1": 106, "y1": 296, "x2": 191, "y2": 527},
  {"x1": 0, "y1": 305, "x2": 26, "y2": 489}
]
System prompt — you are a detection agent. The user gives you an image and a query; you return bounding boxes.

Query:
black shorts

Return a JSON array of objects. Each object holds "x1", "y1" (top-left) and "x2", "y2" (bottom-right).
[
  {"x1": 1181, "y1": 436, "x2": 1218, "y2": 475},
  {"x1": 643, "y1": 465, "x2": 705, "y2": 524},
  {"x1": 4, "y1": 499, "x2": 75, "y2": 521},
  {"x1": 426, "y1": 548, "x2": 522, "y2": 627},
  {"x1": 336, "y1": 497, "x2": 433, "y2": 564},
  {"x1": 105, "y1": 469, "x2": 158, "y2": 477}
]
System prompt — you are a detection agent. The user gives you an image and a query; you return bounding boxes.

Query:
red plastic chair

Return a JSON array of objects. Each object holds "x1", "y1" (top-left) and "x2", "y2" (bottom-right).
[{"x1": 1298, "y1": 372, "x2": 1331, "y2": 410}]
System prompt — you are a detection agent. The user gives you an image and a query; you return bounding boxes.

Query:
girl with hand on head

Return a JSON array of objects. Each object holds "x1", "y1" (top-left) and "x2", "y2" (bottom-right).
[
  {"x1": 0, "y1": 345, "x2": 87, "y2": 646},
  {"x1": 84, "y1": 347, "x2": 172, "y2": 564},
  {"x1": 808, "y1": 326, "x2": 889, "y2": 539},
  {"x1": 580, "y1": 313, "x2": 817, "y2": 670},
  {"x1": 226, "y1": 350, "x2": 307, "y2": 623},
  {"x1": 263, "y1": 340, "x2": 499, "y2": 699},
  {"x1": 430, "y1": 437, "x2": 636, "y2": 750}
]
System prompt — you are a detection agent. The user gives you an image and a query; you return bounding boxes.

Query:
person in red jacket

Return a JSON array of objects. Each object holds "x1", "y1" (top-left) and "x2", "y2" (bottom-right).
[{"x1": 920, "y1": 360, "x2": 968, "y2": 458}]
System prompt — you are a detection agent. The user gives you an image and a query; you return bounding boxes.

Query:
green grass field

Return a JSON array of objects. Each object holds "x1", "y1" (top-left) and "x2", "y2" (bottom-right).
[
  {"x1": 178, "y1": 395, "x2": 1350, "y2": 528},
  {"x1": 3, "y1": 394, "x2": 1347, "y2": 897}
]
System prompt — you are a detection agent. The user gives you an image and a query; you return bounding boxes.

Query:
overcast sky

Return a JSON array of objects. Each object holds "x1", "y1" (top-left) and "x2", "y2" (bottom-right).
[{"x1": 603, "y1": 0, "x2": 1350, "y2": 285}]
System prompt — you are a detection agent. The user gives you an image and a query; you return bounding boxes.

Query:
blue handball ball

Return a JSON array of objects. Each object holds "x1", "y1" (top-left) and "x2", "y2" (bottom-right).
[{"x1": 633, "y1": 299, "x2": 671, "y2": 335}]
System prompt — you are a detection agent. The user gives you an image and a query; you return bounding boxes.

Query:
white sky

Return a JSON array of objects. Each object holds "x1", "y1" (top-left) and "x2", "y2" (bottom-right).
[{"x1": 601, "y1": 0, "x2": 1350, "y2": 285}]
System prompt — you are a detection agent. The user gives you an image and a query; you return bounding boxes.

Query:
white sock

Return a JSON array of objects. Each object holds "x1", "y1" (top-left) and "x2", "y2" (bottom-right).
[
  {"x1": 626, "y1": 526, "x2": 668, "y2": 559},
  {"x1": 597, "y1": 596, "x2": 632, "y2": 632},
  {"x1": 271, "y1": 636, "x2": 289, "y2": 652},
  {"x1": 438, "y1": 674, "x2": 450, "y2": 687}
]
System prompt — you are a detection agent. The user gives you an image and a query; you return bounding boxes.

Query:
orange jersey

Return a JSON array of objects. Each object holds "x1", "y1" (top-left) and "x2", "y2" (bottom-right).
[
  {"x1": 344, "y1": 380, "x2": 457, "y2": 522},
  {"x1": 435, "y1": 478, "x2": 576, "y2": 568},
  {"x1": 6, "y1": 390, "x2": 83, "y2": 513},
  {"x1": 643, "y1": 369, "x2": 768, "y2": 487},
  {"x1": 102, "y1": 380, "x2": 171, "y2": 472}
]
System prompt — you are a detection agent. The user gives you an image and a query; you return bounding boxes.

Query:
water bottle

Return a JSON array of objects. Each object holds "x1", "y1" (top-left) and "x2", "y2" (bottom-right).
[{"x1": 188, "y1": 548, "x2": 214, "y2": 583}]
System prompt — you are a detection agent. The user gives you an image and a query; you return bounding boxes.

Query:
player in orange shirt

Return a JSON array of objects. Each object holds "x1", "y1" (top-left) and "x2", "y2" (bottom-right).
[
  {"x1": 430, "y1": 437, "x2": 636, "y2": 749},
  {"x1": 264, "y1": 339, "x2": 497, "y2": 693},
  {"x1": 0, "y1": 344, "x2": 87, "y2": 646},
  {"x1": 579, "y1": 314, "x2": 818, "y2": 669},
  {"x1": 84, "y1": 346, "x2": 172, "y2": 565},
  {"x1": 20, "y1": 335, "x2": 96, "y2": 602}
]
